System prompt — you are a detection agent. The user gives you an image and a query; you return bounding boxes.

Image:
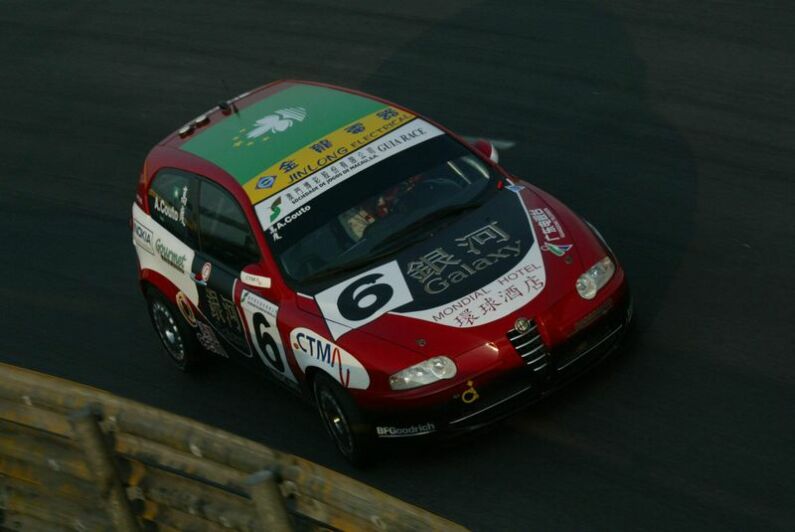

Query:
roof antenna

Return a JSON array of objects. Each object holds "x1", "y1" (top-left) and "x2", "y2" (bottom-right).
[{"x1": 218, "y1": 78, "x2": 239, "y2": 115}]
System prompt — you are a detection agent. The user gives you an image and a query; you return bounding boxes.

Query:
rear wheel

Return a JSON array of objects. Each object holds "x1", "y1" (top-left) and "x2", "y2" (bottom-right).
[
  {"x1": 146, "y1": 290, "x2": 203, "y2": 372},
  {"x1": 313, "y1": 372, "x2": 374, "y2": 466}
]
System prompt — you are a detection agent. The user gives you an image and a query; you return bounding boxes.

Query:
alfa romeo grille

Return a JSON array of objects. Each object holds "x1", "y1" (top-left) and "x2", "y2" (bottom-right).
[{"x1": 507, "y1": 320, "x2": 550, "y2": 372}]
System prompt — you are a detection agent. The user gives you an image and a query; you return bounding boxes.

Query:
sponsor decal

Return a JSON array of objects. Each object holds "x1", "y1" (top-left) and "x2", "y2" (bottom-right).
[
  {"x1": 152, "y1": 194, "x2": 179, "y2": 223},
  {"x1": 256, "y1": 119, "x2": 443, "y2": 231},
  {"x1": 406, "y1": 222, "x2": 522, "y2": 296},
  {"x1": 234, "y1": 107, "x2": 307, "y2": 147},
  {"x1": 151, "y1": 186, "x2": 189, "y2": 227},
  {"x1": 198, "y1": 282, "x2": 251, "y2": 357},
  {"x1": 455, "y1": 221, "x2": 510, "y2": 254},
  {"x1": 289, "y1": 328, "x2": 370, "y2": 389},
  {"x1": 397, "y1": 194, "x2": 547, "y2": 329},
  {"x1": 178, "y1": 186, "x2": 189, "y2": 226},
  {"x1": 376, "y1": 423, "x2": 436, "y2": 438},
  {"x1": 200, "y1": 262, "x2": 212, "y2": 282},
  {"x1": 270, "y1": 205, "x2": 310, "y2": 231},
  {"x1": 175, "y1": 292, "x2": 197, "y2": 328},
  {"x1": 461, "y1": 380, "x2": 480, "y2": 404},
  {"x1": 541, "y1": 243, "x2": 573, "y2": 257},
  {"x1": 205, "y1": 288, "x2": 244, "y2": 338},
  {"x1": 256, "y1": 175, "x2": 276, "y2": 189},
  {"x1": 315, "y1": 261, "x2": 413, "y2": 340},
  {"x1": 529, "y1": 208, "x2": 566, "y2": 242},
  {"x1": 132, "y1": 203, "x2": 198, "y2": 306},
  {"x1": 241, "y1": 290, "x2": 277, "y2": 315},
  {"x1": 132, "y1": 218, "x2": 154, "y2": 255},
  {"x1": 240, "y1": 271, "x2": 271, "y2": 289},
  {"x1": 268, "y1": 197, "x2": 282, "y2": 223},
  {"x1": 155, "y1": 239, "x2": 188, "y2": 273},
  {"x1": 530, "y1": 208, "x2": 573, "y2": 257},
  {"x1": 239, "y1": 291, "x2": 297, "y2": 384},
  {"x1": 401, "y1": 258, "x2": 545, "y2": 328},
  {"x1": 196, "y1": 321, "x2": 228, "y2": 358},
  {"x1": 246, "y1": 108, "x2": 420, "y2": 205}
]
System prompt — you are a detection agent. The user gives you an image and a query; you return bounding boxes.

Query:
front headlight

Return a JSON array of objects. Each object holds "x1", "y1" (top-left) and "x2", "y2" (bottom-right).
[
  {"x1": 576, "y1": 257, "x2": 615, "y2": 299},
  {"x1": 389, "y1": 356, "x2": 457, "y2": 391}
]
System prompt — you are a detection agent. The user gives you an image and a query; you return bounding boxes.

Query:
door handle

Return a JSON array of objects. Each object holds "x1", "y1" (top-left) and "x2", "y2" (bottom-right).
[{"x1": 190, "y1": 272, "x2": 207, "y2": 287}]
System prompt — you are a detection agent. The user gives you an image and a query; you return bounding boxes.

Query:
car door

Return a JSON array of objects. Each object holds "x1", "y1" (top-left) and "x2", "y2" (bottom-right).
[
  {"x1": 193, "y1": 179, "x2": 297, "y2": 387},
  {"x1": 192, "y1": 179, "x2": 258, "y2": 359}
]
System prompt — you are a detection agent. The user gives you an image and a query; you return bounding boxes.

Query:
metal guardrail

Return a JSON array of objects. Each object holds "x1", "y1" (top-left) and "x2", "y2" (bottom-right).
[{"x1": 0, "y1": 363, "x2": 467, "y2": 531}]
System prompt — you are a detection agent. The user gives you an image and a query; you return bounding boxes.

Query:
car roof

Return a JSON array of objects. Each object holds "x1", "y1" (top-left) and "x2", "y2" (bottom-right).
[{"x1": 161, "y1": 80, "x2": 417, "y2": 208}]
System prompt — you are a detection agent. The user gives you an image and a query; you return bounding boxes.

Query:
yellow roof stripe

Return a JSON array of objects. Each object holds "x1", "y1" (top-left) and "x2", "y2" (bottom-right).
[{"x1": 243, "y1": 107, "x2": 415, "y2": 205}]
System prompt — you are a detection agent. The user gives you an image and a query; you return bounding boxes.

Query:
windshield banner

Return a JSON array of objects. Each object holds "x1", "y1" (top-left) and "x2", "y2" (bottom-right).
[{"x1": 255, "y1": 119, "x2": 444, "y2": 235}]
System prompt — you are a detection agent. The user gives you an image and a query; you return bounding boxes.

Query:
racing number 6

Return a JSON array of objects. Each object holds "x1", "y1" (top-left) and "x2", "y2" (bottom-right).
[
  {"x1": 253, "y1": 313, "x2": 285, "y2": 372},
  {"x1": 337, "y1": 273, "x2": 394, "y2": 321}
]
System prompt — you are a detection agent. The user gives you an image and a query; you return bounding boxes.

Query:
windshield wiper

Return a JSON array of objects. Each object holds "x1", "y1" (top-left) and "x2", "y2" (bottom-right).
[
  {"x1": 370, "y1": 200, "x2": 484, "y2": 253},
  {"x1": 300, "y1": 241, "x2": 420, "y2": 285},
  {"x1": 301, "y1": 200, "x2": 484, "y2": 286}
]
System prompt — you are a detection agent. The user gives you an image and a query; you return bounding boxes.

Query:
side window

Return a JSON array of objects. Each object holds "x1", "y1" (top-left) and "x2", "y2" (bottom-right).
[
  {"x1": 198, "y1": 181, "x2": 260, "y2": 271},
  {"x1": 148, "y1": 170, "x2": 198, "y2": 246}
]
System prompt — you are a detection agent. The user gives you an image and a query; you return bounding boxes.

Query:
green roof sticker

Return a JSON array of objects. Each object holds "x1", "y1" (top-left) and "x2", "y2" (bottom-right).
[{"x1": 180, "y1": 84, "x2": 384, "y2": 185}]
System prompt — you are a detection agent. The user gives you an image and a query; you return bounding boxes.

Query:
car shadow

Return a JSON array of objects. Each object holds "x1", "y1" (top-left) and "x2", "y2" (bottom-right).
[
  {"x1": 359, "y1": 0, "x2": 697, "y2": 471},
  {"x1": 362, "y1": 0, "x2": 697, "y2": 331}
]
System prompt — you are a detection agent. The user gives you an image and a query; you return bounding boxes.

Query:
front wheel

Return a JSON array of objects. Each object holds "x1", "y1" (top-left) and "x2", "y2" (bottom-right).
[
  {"x1": 146, "y1": 290, "x2": 203, "y2": 372},
  {"x1": 313, "y1": 372, "x2": 374, "y2": 466}
]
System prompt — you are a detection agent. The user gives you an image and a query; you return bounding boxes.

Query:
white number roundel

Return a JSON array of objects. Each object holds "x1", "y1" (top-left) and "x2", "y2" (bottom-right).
[{"x1": 314, "y1": 260, "x2": 413, "y2": 340}]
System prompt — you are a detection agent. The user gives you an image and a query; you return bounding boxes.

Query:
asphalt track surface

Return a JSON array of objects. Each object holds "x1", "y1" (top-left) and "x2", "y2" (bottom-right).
[{"x1": 1, "y1": 1, "x2": 793, "y2": 530}]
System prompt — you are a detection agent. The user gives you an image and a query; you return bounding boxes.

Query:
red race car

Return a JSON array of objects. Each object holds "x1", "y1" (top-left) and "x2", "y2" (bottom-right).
[{"x1": 132, "y1": 80, "x2": 631, "y2": 464}]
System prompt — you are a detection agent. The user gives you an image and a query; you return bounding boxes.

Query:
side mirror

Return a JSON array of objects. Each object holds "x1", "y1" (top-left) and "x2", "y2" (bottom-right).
[
  {"x1": 471, "y1": 139, "x2": 499, "y2": 164},
  {"x1": 240, "y1": 263, "x2": 272, "y2": 289}
]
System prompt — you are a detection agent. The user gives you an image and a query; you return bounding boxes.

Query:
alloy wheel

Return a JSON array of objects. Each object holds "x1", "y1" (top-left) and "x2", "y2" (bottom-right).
[
  {"x1": 318, "y1": 387, "x2": 354, "y2": 457},
  {"x1": 151, "y1": 300, "x2": 186, "y2": 363}
]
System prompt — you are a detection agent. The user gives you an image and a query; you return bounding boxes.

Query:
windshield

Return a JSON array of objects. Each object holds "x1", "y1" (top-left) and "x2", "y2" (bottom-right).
[{"x1": 264, "y1": 135, "x2": 500, "y2": 288}]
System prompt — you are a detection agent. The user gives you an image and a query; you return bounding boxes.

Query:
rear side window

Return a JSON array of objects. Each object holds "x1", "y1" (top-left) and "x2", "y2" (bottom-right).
[
  {"x1": 148, "y1": 169, "x2": 198, "y2": 246},
  {"x1": 198, "y1": 181, "x2": 260, "y2": 271}
]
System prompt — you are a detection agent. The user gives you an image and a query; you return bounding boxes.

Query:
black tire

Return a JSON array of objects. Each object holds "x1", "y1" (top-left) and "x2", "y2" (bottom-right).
[
  {"x1": 312, "y1": 372, "x2": 374, "y2": 466},
  {"x1": 146, "y1": 290, "x2": 203, "y2": 372}
]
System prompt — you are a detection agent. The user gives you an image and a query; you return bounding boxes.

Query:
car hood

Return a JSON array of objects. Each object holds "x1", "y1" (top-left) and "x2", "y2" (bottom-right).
[{"x1": 298, "y1": 182, "x2": 589, "y2": 356}]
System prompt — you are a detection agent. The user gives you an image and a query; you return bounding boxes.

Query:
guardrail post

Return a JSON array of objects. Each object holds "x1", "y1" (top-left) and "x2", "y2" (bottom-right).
[
  {"x1": 246, "y1": 469, "x2": 293, "y2": 532},
  {"x1": 69, "y1": 404, "x2": 139, "y2": 531}
]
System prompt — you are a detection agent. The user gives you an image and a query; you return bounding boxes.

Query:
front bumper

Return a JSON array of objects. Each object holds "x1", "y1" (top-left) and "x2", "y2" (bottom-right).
[{"x1": 367, "y1": 288, "x2": 633, "y2": 439}]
